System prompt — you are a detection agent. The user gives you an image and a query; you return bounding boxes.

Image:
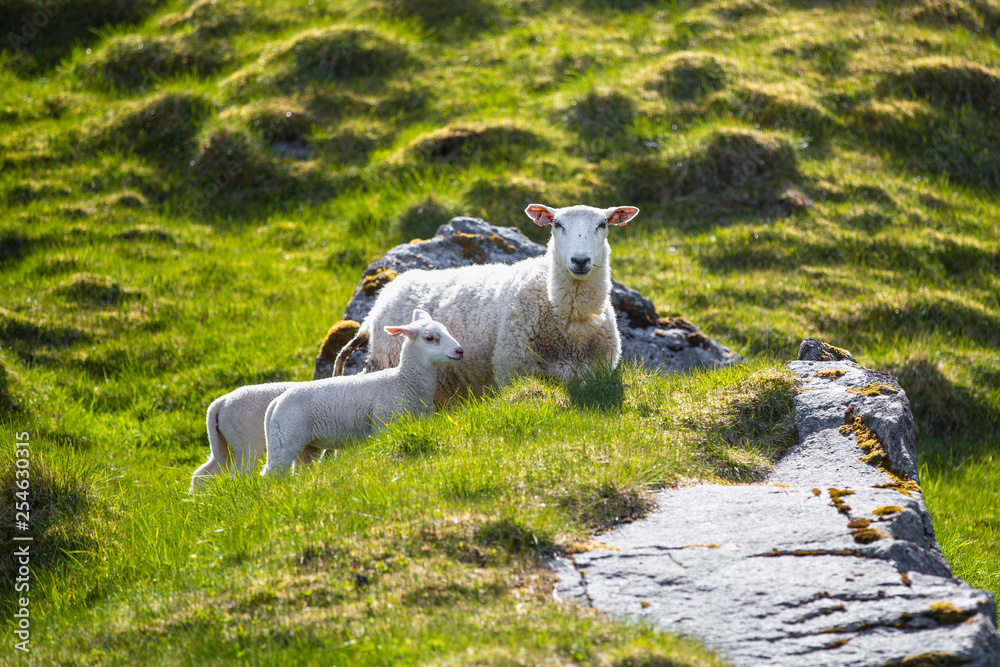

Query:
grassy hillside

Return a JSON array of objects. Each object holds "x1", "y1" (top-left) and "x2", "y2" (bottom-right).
[{"x1": 1, "y1": 0, "x2": 998, "y2": 662}]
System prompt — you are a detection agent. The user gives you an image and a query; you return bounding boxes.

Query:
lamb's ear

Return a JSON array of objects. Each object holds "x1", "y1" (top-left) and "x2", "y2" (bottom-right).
[
  {"x1": 385, "y1": 323, "x2": 419, "y2": 340},
  {"x1": 605, "y1": 206, "x2": 640, "y2": 226},
  {"x1": 412, "y1": 309, "x2": 431, "y2": 322},
  {"x1": 525, "y1": 204, "x2": 556, "y2": 226}
]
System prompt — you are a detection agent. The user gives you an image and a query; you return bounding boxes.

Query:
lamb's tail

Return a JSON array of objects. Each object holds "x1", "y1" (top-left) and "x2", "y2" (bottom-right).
[
  {"x1": 334, "y1": 328, "x2": 370, "y2": 376},
  {"x1": 206, "y1": 398, "x2": 233, "y2": 468},
  {"x1": 261, "y1": 397, "x2": 279, "y2": 476},
  {"x1": 191, "y1": 398, "x2": 231, "y2": 491}
]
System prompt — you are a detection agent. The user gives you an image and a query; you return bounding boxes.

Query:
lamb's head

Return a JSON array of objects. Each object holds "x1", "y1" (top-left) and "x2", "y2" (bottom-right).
[
  {"x1": 385, "y1": 309, "x2": 464, "y2": 365},
  {"x1": 524, "y1": 204, "x2": 639, "y2": 279}
]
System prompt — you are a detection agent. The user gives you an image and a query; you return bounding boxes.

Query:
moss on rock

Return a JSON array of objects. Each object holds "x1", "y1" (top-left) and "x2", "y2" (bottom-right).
[{"x1": 360, "y1": 267, "x2": 398, "y2": 296}]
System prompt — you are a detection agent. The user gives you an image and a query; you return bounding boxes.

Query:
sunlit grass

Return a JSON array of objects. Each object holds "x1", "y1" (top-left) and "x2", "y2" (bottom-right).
[{"x1": 1, "y1": 0, "x2": 999, "y2": 658}]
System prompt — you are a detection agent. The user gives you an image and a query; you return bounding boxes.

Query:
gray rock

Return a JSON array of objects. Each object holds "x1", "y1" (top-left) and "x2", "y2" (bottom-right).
[
  {"x1": 314, "y1": 217, "x2": 741, "y2": 379},
  {"x1": 551, "y1": 346, "x2": 1000, "y2": 666},
  {"x1": 798, "y1": 337, "x2": 858, "y2": 363}
]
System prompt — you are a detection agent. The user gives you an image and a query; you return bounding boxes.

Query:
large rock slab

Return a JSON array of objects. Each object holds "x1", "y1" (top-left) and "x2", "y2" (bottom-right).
[
  {"x1": 314, "y1": 217, "x2": 741, "y2": 379},
  {"x1": 551, "y1": 344, "x2": 1000, "y2": 666}
]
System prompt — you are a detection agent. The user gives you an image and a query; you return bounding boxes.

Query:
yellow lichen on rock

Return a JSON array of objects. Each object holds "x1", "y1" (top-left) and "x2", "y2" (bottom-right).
[
  {"x1": 452, "y1": 232, "x2": 489, "y2": 263},
  {"x1": 812, "y1": 369, "x2": 847, "y2": 379},
  {"x1": 851, "y1": 527, "x2": 889, "y2": 544},
  {"x1": 360, "y1": 267, "x2": 398, "y2": 295},
  {"x1": 927, "y1": 601, "x2": 975, "y2": 625},
  {"x1": 846, "y1": 381, "x2": 899, "y2": 396},
  {"x1": 840, "y1": 408, "x2": 921, "y2": 495}
]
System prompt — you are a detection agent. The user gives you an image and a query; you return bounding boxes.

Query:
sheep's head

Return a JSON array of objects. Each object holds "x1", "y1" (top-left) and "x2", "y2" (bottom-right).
[
  {"x1": 385, "y1": 309, "x2": 464, "y2": 365},
  {"x1": 524, "y1": 203, "x2": 639, "y2": 279}
]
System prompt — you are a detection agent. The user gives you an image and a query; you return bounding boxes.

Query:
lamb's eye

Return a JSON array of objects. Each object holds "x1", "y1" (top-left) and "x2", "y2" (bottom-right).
[
  {"x1": 553, "y1": 221, "x2": 563, "y2": 230},
  {"x1": 598, "y1": 221, "x2": 607, "y2": 230},
  {"x1": 424, "y1": 333, "x2": 437, "y2": 343}
]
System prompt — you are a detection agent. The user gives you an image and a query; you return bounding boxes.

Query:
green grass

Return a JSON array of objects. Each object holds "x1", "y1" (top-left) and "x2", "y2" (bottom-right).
[
  {"x1": 0, "y1": 364, "x2": 794, "y2": 664},
  {"x1": 1, "y1": 0, "x2": 999, "y2": 660}
]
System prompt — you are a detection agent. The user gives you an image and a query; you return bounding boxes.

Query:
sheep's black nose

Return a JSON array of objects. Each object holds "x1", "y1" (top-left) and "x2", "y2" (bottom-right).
[
  {"x1": 454, "y1": 347, "x2": 464, "y2": 358},
  {"x1": 570, "y1": 256, "x2": 591, "y2": 272}
]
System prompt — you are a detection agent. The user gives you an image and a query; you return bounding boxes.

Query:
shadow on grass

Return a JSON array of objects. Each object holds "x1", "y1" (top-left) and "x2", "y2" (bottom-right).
[
  {"x1": 881, "y1": 356, "x2": 1000, "y2": 450},
  {"x1": 567, "y1": 364, "x2": 625, "y2": 411},
  {"x1": 0, "y1": 0, "x2": 163, "y2": 72},
  {"x1": 0, "y1": 450, "x2": 94, "y2": 616},
  {"x1": 475, "y1": 516, "x2": 557, "y2": 557}
]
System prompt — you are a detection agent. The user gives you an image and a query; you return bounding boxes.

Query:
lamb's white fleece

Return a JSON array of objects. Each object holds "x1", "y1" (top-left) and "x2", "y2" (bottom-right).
[
  {"x1": 190, "y1": 381, "x2": 296, "y2": 491},
  {"x1": 261, "y1": 311, "x2": 462, "y2": 474}
]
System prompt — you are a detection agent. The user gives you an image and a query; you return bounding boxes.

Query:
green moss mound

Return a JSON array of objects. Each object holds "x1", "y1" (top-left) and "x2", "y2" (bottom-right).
[
  {"x1": 159, "y1": 0, "x2": 255, "y2": 37},
  {"x1": 565, "y1": 89, "x2": 636, "y2": 140},
  {"x1": 712, "y1": 0, "x2": 778, "y2": 21},
  {"x1": 898, "y1": 0, "x2": 1000, "y2": 34},
  {"x1": 82, "y1": 33, "x2": 229, "y2": 90},
  {"x1": 272, "y1": 26, "x2": 413, "y2": 87},
  {"x1": 652, "y1": 51, "x2": 732, "y2": 100},
  {"x1": 96, "y1": 91, "x2": 214, "y2": 158},
  {"x1": 55, "y1": 273, "x2": 141, "y2": 307},
  {"x1": 228, "y1": 100, "x2": 316, "y2": 145},
  {"x1": 188, "y1": 126, "x2": 289, "y2": 202},
  {"x1": 718, "y1": 83, "x2": 833, "y2": 138},
  {"x1": 400, "y1": 121, "x2": 546, "y2": 164},
  {"x1": 887, "y1": 57, "x2": 1000, "y2": 111},
  {"x1": 0, "y1": 307, "x2": 88, "y2": 360},
  {"x1": 614, "y1": 128, "x2": 801, "y2": 204},
  {"x1": 381, "y1": 0, "x2": 500, "y2": 33}
]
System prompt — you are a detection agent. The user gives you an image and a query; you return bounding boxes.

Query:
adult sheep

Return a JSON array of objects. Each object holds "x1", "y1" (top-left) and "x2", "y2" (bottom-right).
[{"x1": 333, "y1": 203, "x2": 639, "y2": 405}]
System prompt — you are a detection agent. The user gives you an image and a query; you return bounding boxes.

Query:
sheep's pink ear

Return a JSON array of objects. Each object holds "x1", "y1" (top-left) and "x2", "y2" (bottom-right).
[
  {"x1": 412, "y1": 309, "x2": 431, "y2": 322},
  {"x1": 605, "y1": 206, "x2": 639, "y2": 226},
  {"x1": 525, "y1": 204, "x2": 556, "y2": 226},
  {"x1": 385, "y1": 323, "x2": 419, "y2": 340}
]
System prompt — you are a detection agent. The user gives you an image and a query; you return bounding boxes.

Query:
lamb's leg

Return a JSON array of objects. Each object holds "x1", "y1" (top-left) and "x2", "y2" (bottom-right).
[
  {"x1": 192, "y1": 398, "x2": 230, "y2": 491},
  {"x1": 261, "y1": 399, "x2": 304, "y2": 475},
  {"x1": 292, "y1": 445, "x2": 323, "y2": 472},
  {"x1": 190, "y1": 455, "x2": 223, "y2": 491}
]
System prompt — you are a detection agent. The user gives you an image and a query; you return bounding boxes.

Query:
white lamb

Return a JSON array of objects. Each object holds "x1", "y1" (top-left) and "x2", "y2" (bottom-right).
[
  {"x1": 333, "y1": 203, "x2": 639, "y2": 405},
  {"x1": 261, "y1": 309, "x2": 463, "y2": 474},
  {"x1": 191, "y1": 381, "x2": 312, "y2": 491}
]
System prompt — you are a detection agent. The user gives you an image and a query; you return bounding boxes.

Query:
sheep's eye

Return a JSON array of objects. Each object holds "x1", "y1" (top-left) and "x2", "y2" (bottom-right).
[
  {"x1": 424, "y1": 333, "x2": 437, "y2": 343},
  {"x1": 598, "y1": 221, "x2": 607, "y2": 230},
  {"x1": 553, "y1": 221, "x2": 563, "y2": 230}
]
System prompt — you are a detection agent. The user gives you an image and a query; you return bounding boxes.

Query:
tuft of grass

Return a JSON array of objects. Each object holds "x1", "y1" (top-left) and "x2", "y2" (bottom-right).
[
  {"x1": 613, "y1": 127, "x2": 802, "y2": 207},
  {"x1": 81, "y1": 33, "x2": 229, "y2": 91},
  {"x1": 54, "y1": 273, "x2": 142, "y2": 307},
  {"x1": 399, "y1": 120, "x2": 546, "y2": 165},
  {"x1": 93, "y1": 91, "x2": 214, "y2": 159},
  {"x1": 159, "y1": 0, "x2": 257, "y2": 38},
  {"x1": 652, "y1": 51, "x2": 733, "y2": 100},
  {"x1": 886, "y1": 57, "x2": 1000, "y2": 111},
  {"x1": 381, "y1": 0, "x2": 501, "y2": 34}
]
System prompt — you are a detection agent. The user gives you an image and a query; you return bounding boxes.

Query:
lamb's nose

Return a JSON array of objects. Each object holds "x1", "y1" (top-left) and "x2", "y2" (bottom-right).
[
  {"x1": 570, "y1": 256, "x2": 591, "y2": 271},
  {"x1": 454, "y1": 347, "x2": 464, "y2": 358}
]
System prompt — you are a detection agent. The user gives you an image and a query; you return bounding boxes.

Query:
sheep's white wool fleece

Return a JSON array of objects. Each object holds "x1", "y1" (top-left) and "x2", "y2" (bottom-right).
[{"x1": 361, "y1": 236, "x2": 620, "y2": 405}]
